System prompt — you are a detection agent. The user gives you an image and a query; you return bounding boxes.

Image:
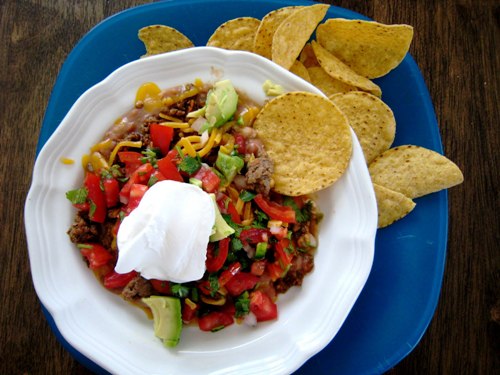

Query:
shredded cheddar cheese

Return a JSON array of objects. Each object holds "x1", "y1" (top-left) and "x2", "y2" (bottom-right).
[{"x1": 108, "y1": 140, "x2": 142, "y2": 166}]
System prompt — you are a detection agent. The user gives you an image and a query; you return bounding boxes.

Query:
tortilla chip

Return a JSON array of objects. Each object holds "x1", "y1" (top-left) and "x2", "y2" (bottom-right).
[
  {"x1": 207, "y1": 17, "x2": 261, "y2": 52},
  {"x1": 290, "y1": 60, "x2": 311, "y2": 82},
  {"x1": 316, "y1": 19, "x2": 414, "y2": 78},
  {"x1": 253, "y1": 92, "x2": 352, "y2": 196},
  {"x1": 272, "y1": 4, "x2": 329, "y2": 70},
  {"x1": 369, "y1": 145, "x2": 464, "y2": 198},
  {"x1": 373, "y1": 183, "x2": 416, "y2": 228},
  {"x1": 311, "y1": 41, "x2": 382, "y2": 97},
  {"x1": 138, "y1": 25, "x2": 194, "y2": 57},
  {"x1": 253, "y1": 6, "x2": 302, "y2": 59},
  {"x1": 308, "y1": 66, "x2": 356, "y2": 97},
  {"x1": 330, "y1": 91, "x2": 396, "y2": 163},
  {"x1": 299, "y1": 43, "x2": 320, "y2": 68}
]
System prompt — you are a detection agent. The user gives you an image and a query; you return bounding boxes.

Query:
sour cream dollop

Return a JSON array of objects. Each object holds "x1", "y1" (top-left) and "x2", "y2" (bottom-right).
[{"x1": 115, "y1": 180, "x2": 215, "y2": 283}]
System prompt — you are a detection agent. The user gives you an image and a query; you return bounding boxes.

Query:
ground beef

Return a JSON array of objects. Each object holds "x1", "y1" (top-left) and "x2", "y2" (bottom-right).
[
  {"x1": 67, "y1": 212, "x2": 99, "y2": 244},
  {"x1": 245, "y1": 154, "x2": 274, "y2": 196},
  {"x1": 121, "y1": 276, "x2": 153, "y2": 301},
  {"x1": 274, "y1": 253, "x2": 314, "y2": 294}
]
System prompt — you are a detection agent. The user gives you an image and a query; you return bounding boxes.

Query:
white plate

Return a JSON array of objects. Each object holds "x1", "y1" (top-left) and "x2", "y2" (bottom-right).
[{"x1": 25, "y1": 47, "x2": 377, "y2": 375}]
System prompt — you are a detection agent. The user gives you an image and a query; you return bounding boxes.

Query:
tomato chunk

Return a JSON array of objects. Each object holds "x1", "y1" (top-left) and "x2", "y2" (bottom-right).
[
  {"x1": 225, "y1": 272, "x2": 259, "y2": 296},
  {"x1": 254, "y1": 194, "x2": 296, "y2": 223},
  {"x1": 102, "y1": 177, "x2": 120, "y2": 208},
  {"x1": 150, "y1": 279, "x2": 171, "y2": 294},
  {"x1": 193, "y1": 165, "x2": 220, "y2": 193},
  {"x1": 198, "y1": 311, "x2": 234, "y2": 332},
  {"x1": 84, "y1": 172, "x2": 107, "y2": 223},
  {"x1": 157, "y1": 157, "x2": 183, "y2": 182},
  {"x1": 250, "y1": 290, "x2": 278, "y2": 322},
  {"x1": 79, "y1": 243, "x2": 113, "y2": 269},
  {"x1": 205, "y1": 239, "x2": 229, "y2": 273},
  {"x1": 103, "y1": 270, "x2": 138, "y2": 289},
  {"x1": 118, "y1": 151, "x2": 143, "y2": 175},
  {"x1": 150, "y1": 123, "x2": 174, "y2": 156}
]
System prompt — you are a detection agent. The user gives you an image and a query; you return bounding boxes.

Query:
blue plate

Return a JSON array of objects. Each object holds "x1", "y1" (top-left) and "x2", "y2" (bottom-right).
[{"x1": 36, "y1": 1, "x2": 447, "y2": 374}]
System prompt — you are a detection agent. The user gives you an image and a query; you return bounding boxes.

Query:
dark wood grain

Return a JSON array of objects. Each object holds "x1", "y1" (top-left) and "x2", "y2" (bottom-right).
[{"x1": 1, "y1": 0, "x2": 498, "y2": 374}]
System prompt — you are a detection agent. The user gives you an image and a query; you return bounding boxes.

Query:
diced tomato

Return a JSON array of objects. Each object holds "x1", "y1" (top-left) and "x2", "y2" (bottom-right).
[
  {"x1": 182, "y1": 299, "x2": 199, "y2": 323},
  {"x1": 73, "y1": 202, "x2": 90, "y2": 212},
  {"x1": 251, "y1": 260, "x2": 267, "y2": 276},
  {"x1": 226, "y1": 200, "x2": 241, "y2": 224},
  {"x1": 225, "y1": 272, "x2": 259, "y2": 296},
  {"x1": 119, "y1": 163, "x2": 154, "y2": 204},
  {"x1": 79, "y1": 243, "x2": 113, "y2": 269},
  {"x1": 150, "y1": 123, "x2": 174, "y2": 156},
  {"x1": 157, "y1": 157, "x2": 183, "y2": 182},
  {"x1": 250, "y1": 290, "x2": 278, "y2": 322},
  {"x1": 275, "y1": 238, "x2": 293, "y2": 269},
  {"x1": 164, "y1": 148, "x2": 180, "y2": 164},
  {"x1": 103, "y1": 270, "x2": 138, "y2": 289},
  {"x1": 254, "y1": 194, "x2": 296, "y2": 223},
  {"x1": 198, "y1": 311, "x2": 234, "y2": 332},
  {"x1": 193, "y1": 165, "x2": 220, "y2": 193},
  {"x1": 205, "y1": 239, "x2": 229, "y2": 273},
  {"x1": 84, "y1": 172, "x2": 107, "y2": 223},
  {"x1": 149, "y1": 170, "x2": 166, "y2": 184},
  {"x1": 220, "y1": 301, "x2": 236, "y2": 316},
  {"x1": 234, "y1": 133, "x2": 246, "y2": 154},
  {"x1": 118, "y1": 151, "x2": 143, "y2": 175},
  {"x1": 239, "y1": 228, "x2": 268, "y2": 246},
  {"x1": 150, "y1": 279, "x2": 171, "y2": 294},
  {"x1": 102, "y1": 177, "x2": 120, "y2": 207},
  {"x1": 266, "y1": 261, "x2": 285, "y2": 282},
  {"x1": 216, "y1": 194, "x2": 241, "y2": 224},
  {"x1": 124, "y1": 184, "x2": 148, "y2": 214},
  {"x1": 218, "y1": 261, "x2": 242, "y2": 287}
]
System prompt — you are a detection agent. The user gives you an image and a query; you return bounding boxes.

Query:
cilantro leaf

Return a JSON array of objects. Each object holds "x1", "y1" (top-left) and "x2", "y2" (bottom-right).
[
  {"x1": 65, "y1": 188, "x2": 88, "y2": 205},
  {"x1": 239, "y1": 190, "x2": 256, "y2": 202},
  {"x1": 178, "y1": 155, "x2": 202, "y2": 175},
  {"x1": 171, "y1": 283, "x2": 190, "y2": 298}
]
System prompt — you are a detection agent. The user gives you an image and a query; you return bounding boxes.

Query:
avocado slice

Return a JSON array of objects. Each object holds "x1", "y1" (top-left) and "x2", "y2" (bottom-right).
[
  {"x1": 209, "y1": 194, "x2": 235, "y2": 242},
  {"x1": 215, "y1": 151, "x2": 244, "y2": 185},
  {"x1": 142, "y1": 296, "x2": 182, "y2": 347}
]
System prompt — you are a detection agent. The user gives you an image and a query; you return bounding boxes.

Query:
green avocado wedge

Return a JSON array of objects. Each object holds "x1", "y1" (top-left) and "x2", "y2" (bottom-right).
[{"x1": 142, "y1": 296, "x2": 182, "y2": 347}]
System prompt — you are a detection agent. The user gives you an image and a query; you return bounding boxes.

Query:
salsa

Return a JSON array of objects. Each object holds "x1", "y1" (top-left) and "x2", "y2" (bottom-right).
[{"x1": 66, "y1": 79, "x2": 319, "y2": 332}]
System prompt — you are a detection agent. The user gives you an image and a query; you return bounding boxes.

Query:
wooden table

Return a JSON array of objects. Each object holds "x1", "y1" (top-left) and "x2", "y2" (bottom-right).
[{"x1": 1, "y1": 0, "x2": 498, "y2": 373}]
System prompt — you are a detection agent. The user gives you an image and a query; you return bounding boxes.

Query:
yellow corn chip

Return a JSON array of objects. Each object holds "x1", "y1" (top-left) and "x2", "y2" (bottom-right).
[
  {"x1": 272, "y1": 4, "x2": 329, "y2": 70},
  {"x1": 373, "y1": 183, "x2": 416, "y2": 228},
  {"x1": 316, "y1": 19, "x2": 414, "y2": 79},
  {"x1": 138, "y1": 25, "x2": 194, "y2": 57},
  {"x1": 290, "y1": 60, "x2": 311, "y2": 82},
  {"x1": 253, "y1": 92, "x2": 352, "y2": 196},
  {"x1": 308, "y1": 66, "x2": 356, "y2": 97},
  {"x1": 330, "y1": 91, "x2": 396, "y2": 163},
  {"x1": 299, "y1": 42, "x2": 320, "y2": 68},
  {"x1": 253, "y1": 6, "x2": 302, "y2": 59},
  {"x1": 369, "y1": 145, "x2": 464, "y2": 198},
  {"x1": 207, "y1": 17, "x2": 261, "y2": 52},
  {"x1": 312, "y1": 41, "x2": 382, "y2": 97}
]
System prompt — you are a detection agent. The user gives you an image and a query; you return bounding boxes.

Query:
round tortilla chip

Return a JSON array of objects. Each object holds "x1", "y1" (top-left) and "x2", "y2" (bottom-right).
[
  {"x1": 330, "y1": 91, "x2": 396, "y2": 163},
  {"x1": 207, "y1": 17, "x2": 261, "y2": 52},
  {"x1": 253, "y1": 6, "x2": 302, "y2": 59},
  {"x1": 369, "y1": 145, "x2": 464, "y2": 198},
  {"x1": 138, "y1": 25, "x2": 194, "y2": 57},
  {"x1": 373, "y1": 183, "x2": 416, "y2": 228},
  {"x1": 289, "y1": 60, "x2": 311, "y2": 82},
  {"x1": 308, "y1": 66, "x2": 356, "y2": 97},
  {"x1": 272, "y1": 4, "x2": 329, "y2": 70},
  {"x1": 316, "y1": 19, "x2": 414, "y2": 79},
  {"x1": 253, "y1": 92, "x2": 352, "y2": 196},
  {"x1": 311, "y1": 41, "x2": 382, "y2": 97}
]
